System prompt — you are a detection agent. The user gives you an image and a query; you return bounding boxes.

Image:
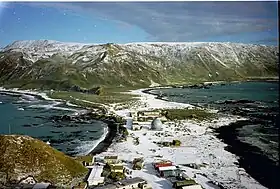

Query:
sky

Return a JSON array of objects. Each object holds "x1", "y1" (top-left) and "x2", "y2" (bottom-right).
[{"x1": 0, "y1": 1, "x2": 278, "y2": 47}]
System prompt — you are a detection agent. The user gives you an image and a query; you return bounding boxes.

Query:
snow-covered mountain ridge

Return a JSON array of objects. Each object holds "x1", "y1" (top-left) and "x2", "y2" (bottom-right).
[
  {"x1": 0, "y1": 40, "x2": 278, "y2": 90},
  {"x1": 3, "y1": 40, "x2": 274, "y2": 56}
]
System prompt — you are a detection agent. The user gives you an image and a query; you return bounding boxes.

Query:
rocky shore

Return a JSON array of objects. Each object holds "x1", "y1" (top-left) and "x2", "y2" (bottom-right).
[
  {"x1": 1, "y1": 82, "x2": 278, "y2": 188},
  {"x1": 141, "y1": 81, "x2": 279, "y2": 189},
  {"x1": 143, "y1": 79, "x2": 279, "y2": 101},
  {"x1": 213, "y1": 98, "x2": 279, "y2": 189},
  {"x1": 51, "y1": 111, "x2": 128, "y2": 156},
  {"x1": 95, "y1": 88, "x2": 268, "y2": 189},
  {"x1": 215, "y1": 120, "x2": 279, "y2": 189},
  {"x1": 0, "y1": 88, "x2": 127, "y2": 157},
  {"x1": 141, "y1": 81, "x2": 226, "y2": 101}
]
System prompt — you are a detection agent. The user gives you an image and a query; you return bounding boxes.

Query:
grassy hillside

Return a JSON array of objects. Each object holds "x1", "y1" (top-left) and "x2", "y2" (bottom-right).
[
  {"x1": 0, "y1": 42, "x2": 278, "y2": 91},
  {"x1": 0, "y1": 135, "x2": 87, "y2": 186}
]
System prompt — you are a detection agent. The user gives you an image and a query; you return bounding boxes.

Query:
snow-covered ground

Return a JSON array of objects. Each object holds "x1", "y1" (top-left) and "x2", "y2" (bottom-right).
[
  {"x1": 97, "y1": 88, "x2": 267, "y2": 189},
  {"x1": 0, "y1": 86, "x2": 268, "y2": 188},
  {"x1": 117, "y1": 88, "x2": 193, "y2": 114}
]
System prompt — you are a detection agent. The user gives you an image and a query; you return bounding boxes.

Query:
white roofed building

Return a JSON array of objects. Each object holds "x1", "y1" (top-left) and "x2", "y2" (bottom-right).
[
  {"x1": 87, "y1": 165, "x2": 105, "y2": 186},
  {"x1": 158, "y1": 166, "x2": 177, "y2": 172},
  {"x1": 158, "y1": 166, "x2": 182, "y2": 178},
  {"x1": 182, "y1": 185, "x2": 203, "y2": 189}
]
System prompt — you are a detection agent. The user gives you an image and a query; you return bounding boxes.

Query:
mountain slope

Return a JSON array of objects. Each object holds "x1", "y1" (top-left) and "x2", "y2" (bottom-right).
[
  {"x1": 0, "y1": 135, "x2": 87, "y2": 186},
  {"x1": 0, "y1": 40, "x2": 278, "y2": 90}
]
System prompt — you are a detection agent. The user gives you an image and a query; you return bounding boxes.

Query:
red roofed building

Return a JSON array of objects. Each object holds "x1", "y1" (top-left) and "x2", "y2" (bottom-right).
[{"x1": 154, "y1": 162, "x2": 173, "y2": 171}]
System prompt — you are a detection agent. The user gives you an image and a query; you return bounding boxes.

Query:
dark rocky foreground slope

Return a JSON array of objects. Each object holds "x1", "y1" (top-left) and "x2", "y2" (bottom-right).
[{"x1": 0, "y1": 40, "x2": 278, "y2": 90}]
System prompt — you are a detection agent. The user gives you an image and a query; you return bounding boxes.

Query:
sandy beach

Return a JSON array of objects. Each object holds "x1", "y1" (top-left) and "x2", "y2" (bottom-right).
[{"x1": 96, "y1": 88, "x2": 267, "y2": 189}]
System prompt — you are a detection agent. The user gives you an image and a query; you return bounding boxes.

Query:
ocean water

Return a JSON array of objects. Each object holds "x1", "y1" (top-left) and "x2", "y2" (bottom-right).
[
  {"x1": 0, "y1": 92, "x2": 107, "y2": 156},
  {"x1": 153, "y1": 81, "x2": 278, "y2": 107},
  {"x1": 151, "y1": 81, "x2": 279, "y2": 189}
]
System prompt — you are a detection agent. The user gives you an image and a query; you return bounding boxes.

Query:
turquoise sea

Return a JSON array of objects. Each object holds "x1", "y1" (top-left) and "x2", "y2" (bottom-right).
[
  {"x1": 151, "y1": 81, "x2": 279, "y2": 189},
  {"x1": 0, "y1": 82, "x2": 278, "y2": 188},
  {"x1": 0, "y1": 92, "x2": 107, "y2": 156}
]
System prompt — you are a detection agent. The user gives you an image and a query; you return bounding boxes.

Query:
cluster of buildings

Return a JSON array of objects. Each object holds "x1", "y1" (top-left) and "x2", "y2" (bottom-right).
[
  {"x1": 128, "y1": 110, "x2": 161, "y2": 122},
  {"x1": 153, "y1": 159, "x2": 181, "y2": 178},
  {"x1": 152, "y1": 159, "x2": 203, "y2": 189},
  {"x1": 136, "y1": 110, "x2": 162, "y2": 122},
  {"x1": 86, "y1": 156, "x2": 123, "y2": 187},
  {"x1": 94, "y1": 177, "x2": 151, "y2": 189},
  {"x1": 82, "y1": 109, "x2": 203, "y2": 189},
  {"x1": 85, "y1": 155, "x2": 151, "y2": 189},
  {"x1": 135, "y1": 110, "x2": 167, "y2": 122},
  {"x1": 127, "y1": 110, "x2": 166, "y2": 131}
]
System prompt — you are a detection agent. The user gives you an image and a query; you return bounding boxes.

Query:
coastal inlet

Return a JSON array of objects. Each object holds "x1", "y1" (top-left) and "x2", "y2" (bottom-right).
[
  {"x1": 0, "y1": 92, "x2": 109, "y2": 156},
  {"x1": 149, "y1": 81, "x2": 279, "y2": 189}
]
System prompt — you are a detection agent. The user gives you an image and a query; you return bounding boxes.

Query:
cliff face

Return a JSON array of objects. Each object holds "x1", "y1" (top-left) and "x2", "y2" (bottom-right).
[
  {"x1": 0, "y1": 40, "x2": 278, "y2": 90},
  {"x1": 0, "y1": 135, "x2": 87, "y2": 186}
]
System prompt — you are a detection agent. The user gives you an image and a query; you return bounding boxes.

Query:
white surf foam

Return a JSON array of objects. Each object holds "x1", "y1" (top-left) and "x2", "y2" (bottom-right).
[
  {"x1": 21, "y1": 94, "x2": 37, "y2": 101},
  {"x1": 17, "y1": 100, "x2": 34, "y2": 104},
  {"x1": 66, "y1": 101, "x2": 79, "y2": 107},
  {"x1": 17, "y1": 96, "x2": 41, "y2": 104},
  {"x1": 50, "y1": 106, "x2": 80, "y2": 112},
  {"x1": 28, "y1": 101, "x2": 62, "y2": 109},
  {"x1": 75, "y1": 124, "x2": 109, "y2": 156}
]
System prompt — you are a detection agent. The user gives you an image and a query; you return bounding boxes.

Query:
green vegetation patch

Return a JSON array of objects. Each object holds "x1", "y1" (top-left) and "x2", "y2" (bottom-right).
[
  {"x1": 48, "y1": 88, "x2": 138, "y2": 107},
  {"x1": 74, "y1": 155, "x2": 93, "y2": 164},
  {"x1": 155, "y1": 139, "x2": 181, "y2": 147},
  {"x1": 162, "y1": 108, "x2": 216, "y2": 121},
  {"x1": 0, "y1": 135, "x2": 87, "y2": 186},
  {"x1": 172, "y1": 139, "x2": 181, "y2": 146},
  {"x1": 108, "y1": 172, "x2": 125, "y2": 181}
]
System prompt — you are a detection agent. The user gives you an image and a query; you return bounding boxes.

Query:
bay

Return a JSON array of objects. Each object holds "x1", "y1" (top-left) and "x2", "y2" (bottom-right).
[
  {"x1": 151, "y1": 81, "x2": 279, "y2": 189},
  {"x1": 0, "y1": 92, "x2": 107, "y2": 156}
]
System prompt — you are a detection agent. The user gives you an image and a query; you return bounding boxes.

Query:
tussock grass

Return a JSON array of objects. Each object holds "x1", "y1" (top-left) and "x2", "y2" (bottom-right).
[
  {"x1": 49, "y1": 88, "x2": 139, "y2": 107},
  {"x1": 74, "y1": 155, "x2": 93, "y2": 164},
  {"x1": 162, "y1": 108, "x2": 216, "y2": 121},
  {"x1": 0, "y1": 135, "x2": 87, "y2": 185}
]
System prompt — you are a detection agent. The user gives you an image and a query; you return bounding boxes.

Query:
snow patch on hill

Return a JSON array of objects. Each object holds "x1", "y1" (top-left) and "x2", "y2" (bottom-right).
[
  {"x1": 1, "y1": 39, "x2": 277, "y2": 74},
  {"x1": 210, "y1": 54, "x2": 229, "y2": 68}
]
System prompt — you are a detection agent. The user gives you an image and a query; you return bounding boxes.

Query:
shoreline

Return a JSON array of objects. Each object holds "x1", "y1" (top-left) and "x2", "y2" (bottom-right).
[
  {"x1": 88, "y1": 120, "x2": 117, "y2": 156},
  {"x1": 81, "y1": 125, "x2": 109, "y2": 156},
  {"x1": 0, "y1": 82, "x2": 277, "y2": 188},
  {"x1": 143, "y1": 79, "x2": 279, "y2": 93},
  {"x1": 0, "y1": 87, "x2": 116, "y2": 158},
  {"x1": 215, "y1": 120, "x2": 279, "y2": 189},
  {"x1": 95, "y1": 86, "x2": 270, "y2": 189},
  {"x1": 134, "y1": 82, "x2": 278, "y2": 189}
]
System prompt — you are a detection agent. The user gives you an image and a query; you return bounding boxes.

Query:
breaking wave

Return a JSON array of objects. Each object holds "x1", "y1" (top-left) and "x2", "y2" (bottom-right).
[{"x1": 75, "y1": 125, "x2": 109, "y2": 156}]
